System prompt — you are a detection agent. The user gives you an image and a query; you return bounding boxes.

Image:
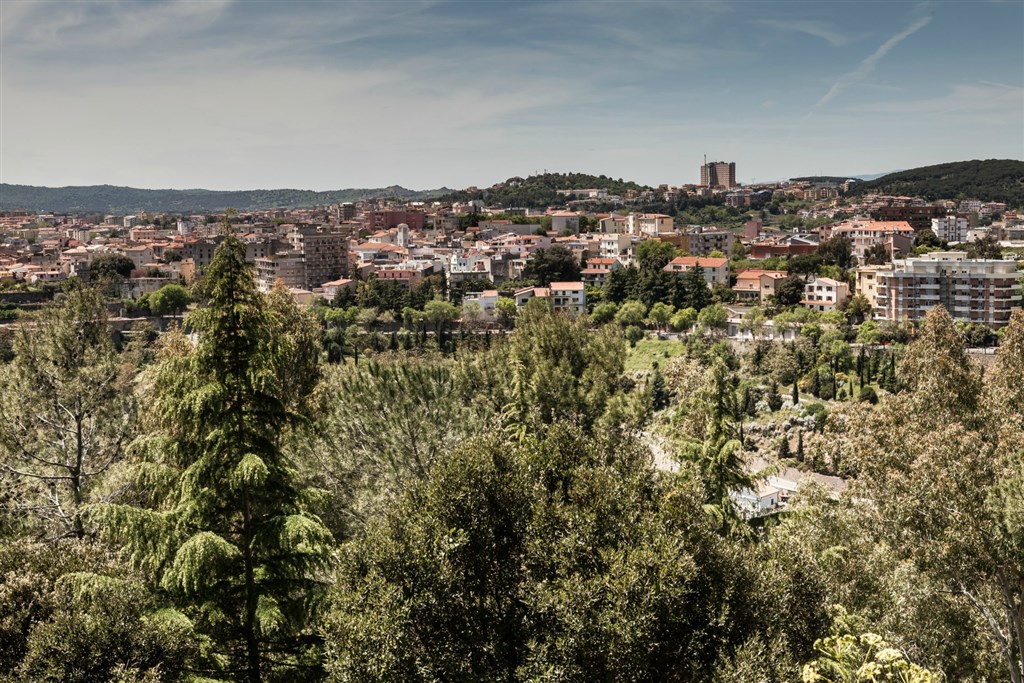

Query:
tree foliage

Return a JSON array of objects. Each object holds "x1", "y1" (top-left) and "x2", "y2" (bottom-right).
[
  {"x1": 94, "y1": 230, "x2": 333, "y2": 683},
  {"x1": 325, "y1": 426, "x2": 757, "y2": 683},
  {"x1": 0, "y1": 283, "x2": 135, "y2": 539}
]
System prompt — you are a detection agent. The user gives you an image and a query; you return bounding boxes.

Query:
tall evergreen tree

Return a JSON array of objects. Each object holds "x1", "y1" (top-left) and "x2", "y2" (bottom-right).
[
  {"x1": 683, "y1": 265, "x2": 712, "y2": 311},
  {"x1": 97, "y1": 230, "x2": 332, "y2": 682},
  {"x1": 0, "y1": 282, "x2": 135, "y2": 540}
]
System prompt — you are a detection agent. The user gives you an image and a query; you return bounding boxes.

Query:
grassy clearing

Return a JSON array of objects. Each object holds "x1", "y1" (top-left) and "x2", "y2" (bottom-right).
[{"x1": 624, "y1": 337, "x2": 688, "y2": 373}]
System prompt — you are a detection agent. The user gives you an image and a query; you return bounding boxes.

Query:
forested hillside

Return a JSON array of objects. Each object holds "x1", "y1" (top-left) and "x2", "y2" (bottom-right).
[
  {"x1": 438, "y1": 172, "x2": 651, "y2": 208},
  {"x1": 0, "y1": 183, "x2": 450, "y2": 213},
  {"x1": 846, "y1": 159, "x2": 1024, "y2": 205},
  {"x1": 0, "y1": 232, "x2": 1022, "y2": 682}
]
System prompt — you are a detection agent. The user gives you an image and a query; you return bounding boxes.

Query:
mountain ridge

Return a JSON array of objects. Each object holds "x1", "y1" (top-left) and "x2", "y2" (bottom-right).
[
  {"x1": 4, "y1": 159, "x2": 1022, "y2": 213},
  {"x1": 0, "y1": 183, "x2": 453, "y2": 214}
]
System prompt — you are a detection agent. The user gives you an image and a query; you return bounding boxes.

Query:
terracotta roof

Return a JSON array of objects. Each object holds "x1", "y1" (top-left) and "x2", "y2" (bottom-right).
[
  {"x1": 666, "y1": 256, "x2": 728, "y2": 268},
  {"x1": 736, "y1": 269, "x2": 787, "y2": 279}
]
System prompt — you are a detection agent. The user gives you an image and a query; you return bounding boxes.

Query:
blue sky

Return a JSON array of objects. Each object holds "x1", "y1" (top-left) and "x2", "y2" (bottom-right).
[{"x1": 1, "y1": 0, "x2": 1021, "y2": 191}]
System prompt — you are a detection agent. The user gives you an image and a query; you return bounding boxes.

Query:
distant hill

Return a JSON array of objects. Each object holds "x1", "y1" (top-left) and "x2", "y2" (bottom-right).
[
  {"x1": 789, "y1": 176, "x2": 855, "y2": 184},
  {"x1": 437, "y1": 172, "x2": 651, "y2": 209},
  {"x1": 852, "y1": 170, "x2": 902, "y2": 181},
  {"x1": 846, "y1": 159, "x2": 1024, "y2": 205},
  {"x1": 789, "y1": 171, "x2": 900, "y2": 184},
  {"x1": 0, "y1": 183, "x2": 452, "y2": 214}
]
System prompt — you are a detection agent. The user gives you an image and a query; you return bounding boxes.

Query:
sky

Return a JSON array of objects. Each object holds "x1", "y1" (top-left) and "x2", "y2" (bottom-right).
[{"x1": 1, "y1": 0, "x2": 1022, "y2": 191}]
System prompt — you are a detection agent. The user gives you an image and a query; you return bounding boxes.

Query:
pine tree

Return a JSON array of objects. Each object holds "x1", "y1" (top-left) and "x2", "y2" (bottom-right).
[
  {"x1": 0, "y1": 282, "x2": 135, "y2": 539},
  {"x1": 97, "y1": 230, "x2": 332, "y2": 682}
]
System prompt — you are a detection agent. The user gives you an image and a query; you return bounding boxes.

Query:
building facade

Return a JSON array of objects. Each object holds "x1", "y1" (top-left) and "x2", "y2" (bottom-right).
[
  {"x1": 700, "y1": 161, "x2": 737, "y2": 188},
  {"x1": 288, "y1": 225, "x2": 348, "y2": 290},
  {"x1": 930, "y1": 216, "x2": 968, "y2": 243},
  {"x1": 802, "y1": 277, "x2": 849, "y2": 312},
  {"x1": 687, "y1": 228, "x2": 734, "y2": 256},
  {"x1": 255, "y1": 251, "x2": 306, "y2": 292},
  {"x1": 548, "y1": 281, "x2": 586, "y2": 316},
  {"x1": 873, "y1": 252, "x2": 1021, "y2": 328}
]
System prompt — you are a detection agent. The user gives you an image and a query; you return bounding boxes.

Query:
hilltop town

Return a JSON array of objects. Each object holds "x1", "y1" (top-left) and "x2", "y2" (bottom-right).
[{"x1": 1, "y1": 162, "x2": 1020, "y2": 341}]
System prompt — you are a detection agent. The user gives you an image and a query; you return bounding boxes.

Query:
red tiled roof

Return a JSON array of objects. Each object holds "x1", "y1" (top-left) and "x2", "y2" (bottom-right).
[{"x1": 666, "y1": 256, "x2": 728, "y2": 268}]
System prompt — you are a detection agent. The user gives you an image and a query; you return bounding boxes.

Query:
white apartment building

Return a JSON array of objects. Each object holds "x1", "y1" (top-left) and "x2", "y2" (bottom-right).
[
  {"x1": 931, "y1": 216, "x2": 968, "y2": 243},
  {"x1": 627, "y1": 213, "x2": 673, "y2": 236},
  {"x1": 549, "y1": 281, "x2": 586, "y2": 316},
  {"x1": 803, "y1": 277, "x2": 849, "y2": 312},
  {"x1": 512, "y1": 282, "x2": 587, "y2": 316},
  {"x1": 600, "y1": 234, "x2": 634, "y2": 264},
  {"x1": 873, "y1": 252, "x2": 1021, "y2": 328}
]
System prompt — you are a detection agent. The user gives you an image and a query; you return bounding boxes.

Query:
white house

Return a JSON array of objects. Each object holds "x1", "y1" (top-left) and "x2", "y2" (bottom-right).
[
  {"x1": 549, "y1": 281, "x2": 586, "y2": 316},
  {"x1": 513, "y1": 281, "x2": 586, "y2": 316},
  {"x1": 802, "y1": 277, "x2": 849, "y2": 312},
  {"x1": 463, "y1": 289, "x2": 499, "y2": 319}
]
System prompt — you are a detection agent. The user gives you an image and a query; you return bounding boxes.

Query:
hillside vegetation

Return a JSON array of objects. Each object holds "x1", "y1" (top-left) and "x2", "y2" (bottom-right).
[
  {"x1": 0, "y1": 183, "x2": 451, "y2": 213},
  {"x1": 847, "y1": 159, "x2": 1024, "y2": 205},
  {"x1": 438, "y1": 172, "x2": 651, "y2": 208},
  {"x1": 0, "y1": 229, "x2": 1022, "y2": 681}
]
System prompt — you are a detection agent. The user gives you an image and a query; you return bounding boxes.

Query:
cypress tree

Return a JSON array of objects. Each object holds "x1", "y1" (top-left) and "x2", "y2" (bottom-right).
[
  {"x1": 767, "y1": 379, "x2": 783, "y2": 412},
  {"x1": 97, "y1": 230, "x2": 332, "y2": 683},
  {"x1": 650, "y1": 366, "x2": 670, "y2": 411},
  {"x1": 779, "y1": 434, "x2": 792, "y2": 459},
  {"x1": 792, "y1": 380, "x2": 799, "y2": 406},
  {"x1": 796, "y1": 429, "x2": 804, "y2": 462}
]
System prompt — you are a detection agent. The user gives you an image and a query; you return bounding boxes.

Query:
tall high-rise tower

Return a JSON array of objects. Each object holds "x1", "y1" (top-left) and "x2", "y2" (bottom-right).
[{"x1": 700, "y1": 160, "x2": 737, "y2": 188}]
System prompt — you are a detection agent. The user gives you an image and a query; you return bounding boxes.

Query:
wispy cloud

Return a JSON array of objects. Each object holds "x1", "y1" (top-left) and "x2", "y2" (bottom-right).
[
  {"x1": 807, "y1": 14, "x2": 932, "y2": 115},
  {"x1": 755, "y1": 19, "x2": 851, "y2": 47}
]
